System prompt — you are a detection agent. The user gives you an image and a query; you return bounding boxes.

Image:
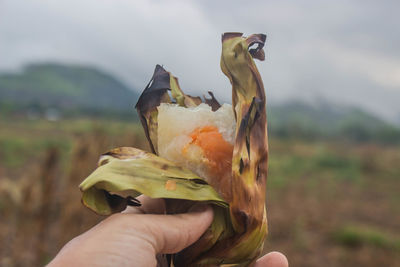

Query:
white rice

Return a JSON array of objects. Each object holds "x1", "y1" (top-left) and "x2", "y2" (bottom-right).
[{"x1": 157, "y1": 103, "x2": 235, "y2": 179}]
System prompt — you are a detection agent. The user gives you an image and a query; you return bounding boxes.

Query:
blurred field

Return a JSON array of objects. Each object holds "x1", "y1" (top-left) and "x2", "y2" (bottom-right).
[{"x1": 0, "y1": 118, "x2": 399, "y2": 267}]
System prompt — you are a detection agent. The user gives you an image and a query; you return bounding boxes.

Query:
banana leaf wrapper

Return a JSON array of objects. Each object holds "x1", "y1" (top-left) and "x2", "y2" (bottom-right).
[{"x1": 79, "y1": 32, "x2": 268, "y2": 266}]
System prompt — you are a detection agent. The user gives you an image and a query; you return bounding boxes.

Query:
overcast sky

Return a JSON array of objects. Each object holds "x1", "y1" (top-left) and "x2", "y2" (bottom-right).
[{"x1": 1, "y1": 0, "x2": 399, "y2": 123}]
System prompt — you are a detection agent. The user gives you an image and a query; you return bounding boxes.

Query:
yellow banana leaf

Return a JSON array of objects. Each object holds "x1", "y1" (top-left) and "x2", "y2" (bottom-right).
[
  {"x1": 80, "y1": 32, "x2": 269, "y2": 267},
  {"x1": 80, "y1": 147, "x2": 227, "y2": 215}
]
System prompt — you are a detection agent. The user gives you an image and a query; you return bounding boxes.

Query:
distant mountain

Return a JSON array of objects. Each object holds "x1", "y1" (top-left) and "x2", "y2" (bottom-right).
[
  {"x1": 0, "y1": 63, "x2": 398, "y2": 143},
  {"x1": 268, "y1": 101, "x2": 400, "y2": 143},
  {"x1": 0, "y1": 63, "x2": 139, "y2": 117}
]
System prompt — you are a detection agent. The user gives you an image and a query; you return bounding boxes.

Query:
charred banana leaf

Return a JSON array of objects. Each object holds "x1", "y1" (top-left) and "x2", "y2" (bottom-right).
[{"x1": 79, "y1": 32, "x2": 269, "y2": 267}]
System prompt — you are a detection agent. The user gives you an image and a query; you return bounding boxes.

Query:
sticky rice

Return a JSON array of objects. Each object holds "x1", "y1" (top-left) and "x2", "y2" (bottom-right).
[{"x1": 157, "y1": 103, "x2": 235, "y2": 183}]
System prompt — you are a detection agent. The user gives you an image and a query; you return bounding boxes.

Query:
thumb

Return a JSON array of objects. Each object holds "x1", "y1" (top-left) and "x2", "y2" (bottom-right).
[{"x1": 134, "y1": 204, "x2": 214, "y2": 254}]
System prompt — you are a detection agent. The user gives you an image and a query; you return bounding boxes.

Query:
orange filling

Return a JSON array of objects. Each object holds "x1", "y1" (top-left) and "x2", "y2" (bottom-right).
[
  {"x1": 165, "y1": 180, "x2": 177, "y2": 191},
  {"x1": 185, "y1": 126, "x2": 233, "y2": 177}
]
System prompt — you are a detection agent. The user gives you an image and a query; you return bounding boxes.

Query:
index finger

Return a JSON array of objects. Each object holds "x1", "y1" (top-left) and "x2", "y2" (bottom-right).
[{"x1": 123, "y1": 195, "x2": 166, "y2": 214}]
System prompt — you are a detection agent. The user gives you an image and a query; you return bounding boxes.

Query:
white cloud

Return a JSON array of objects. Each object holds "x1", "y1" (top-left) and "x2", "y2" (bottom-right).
[
  {"x1": 319, "y1": 41, "x2": 400, "y2": 89},
  {"x1": 0, "y1": 0, "x2": 399, "y2": 122}
]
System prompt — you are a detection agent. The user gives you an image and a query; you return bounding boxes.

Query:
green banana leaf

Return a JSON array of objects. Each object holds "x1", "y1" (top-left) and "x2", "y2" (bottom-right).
[
  {"x1": 79, "y1": 147, "x2": 227, "y2": 216},
  {"x1": 80, "y1": 32, "x2": 269, "y2": 266}
]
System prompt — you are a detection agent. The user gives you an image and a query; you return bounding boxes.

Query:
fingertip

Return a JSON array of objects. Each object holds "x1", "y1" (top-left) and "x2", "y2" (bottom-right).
[{"x1": 255, "y1": 251, "x2": 288, "y2": 267}]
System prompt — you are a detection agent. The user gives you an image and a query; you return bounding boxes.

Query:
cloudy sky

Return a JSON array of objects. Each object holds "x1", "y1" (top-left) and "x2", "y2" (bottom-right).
[{"x1": 1, "y1": 0, "x2": 399, "y2": 123}]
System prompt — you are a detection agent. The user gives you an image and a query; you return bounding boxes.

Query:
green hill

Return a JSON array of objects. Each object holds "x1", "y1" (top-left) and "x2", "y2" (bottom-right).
[
  {"x1": 0, "y1": 63, "x2": 139, "y2": 117},
  {"x1": 268, "y1": 101, "x2": 400, "y2": 143},
  {"x1": 0, "y1": 63, "x2": 398, "y2": 143}
]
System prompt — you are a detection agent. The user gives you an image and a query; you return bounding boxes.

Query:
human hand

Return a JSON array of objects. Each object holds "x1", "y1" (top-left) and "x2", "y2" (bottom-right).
[{"x1": 48, "y1": 196, "x2": 287, "y2": 267}]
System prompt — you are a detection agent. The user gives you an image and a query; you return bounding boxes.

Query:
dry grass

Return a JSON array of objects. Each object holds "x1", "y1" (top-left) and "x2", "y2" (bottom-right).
[
  {"x1": 0, "y1": 119, "x2": 147, "y2": 266},
  {"x1": 0, "y1": 119, "x2": 399, "y2": 266},
  {"x1": 264, "y1": 140, "x2": 400, "y2": 267}
]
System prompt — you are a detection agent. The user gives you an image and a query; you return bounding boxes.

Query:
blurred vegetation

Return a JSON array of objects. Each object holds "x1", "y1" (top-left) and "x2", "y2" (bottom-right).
[
  {"x1": 0, "y1": 118, "x2": 399, "y2": 266},
  {"x1": 1, "y1": 63, "x2": 399, "y2": 266},
  {"x1": 333, "y1": 225, "x2": 400, "y2": 250}
]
